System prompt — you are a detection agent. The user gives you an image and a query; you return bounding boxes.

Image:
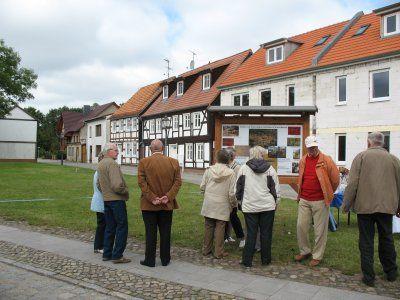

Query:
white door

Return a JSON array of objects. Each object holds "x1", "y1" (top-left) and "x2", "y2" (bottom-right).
[{"x1": 169, "y1": 144, "x2": 178, "y2": 159}]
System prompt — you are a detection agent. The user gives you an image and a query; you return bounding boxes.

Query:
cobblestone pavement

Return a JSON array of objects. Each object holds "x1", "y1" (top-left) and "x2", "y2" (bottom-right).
[
  {"x1": 1, "y1": 219, "x2": 398, "y2": 299},
  {"x1": 0, "y1": 261, "x2": 115, "y2": 300},
  {"x1": 0, "y1": 241, "x2": 245, "y2": 300}
]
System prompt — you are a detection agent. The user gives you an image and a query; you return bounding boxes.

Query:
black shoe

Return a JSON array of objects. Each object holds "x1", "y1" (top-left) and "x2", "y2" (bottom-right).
[
  {"x1": 387, "y1": 273, "x2": 398, "y2": 282},
  {"x1": 362, "y1": 277, "x2": 375, "y2": 287},
  {"x1": 239, "y1": 261, "x2": 252, "y2": 268},
  {"x1": 161, "y1": 261, "x2": 170, "y2": 267},
  {"x1": 102, "y1": 257, "x2": 112, "y2": 261},
  {"x1": 261, "y1": 260, "x2": 271, "y2": 266},
  {"x1": 140, "y1": 260, "x2": 155, "y2": 267}
]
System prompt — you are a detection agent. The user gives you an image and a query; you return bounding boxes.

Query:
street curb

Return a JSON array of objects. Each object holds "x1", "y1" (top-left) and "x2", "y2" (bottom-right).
[{"x1": 0, "y1": 255, "x2": 140, "y2": 300}]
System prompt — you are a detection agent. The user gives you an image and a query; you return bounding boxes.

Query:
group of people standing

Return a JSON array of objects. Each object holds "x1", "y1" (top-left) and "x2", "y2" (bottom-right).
[
  {"x1": 90, "y1": 140, "x2": 181, "y2": 266},
  {"x1": 90, "y1": 131, "x2": 399, "y2": 287}
]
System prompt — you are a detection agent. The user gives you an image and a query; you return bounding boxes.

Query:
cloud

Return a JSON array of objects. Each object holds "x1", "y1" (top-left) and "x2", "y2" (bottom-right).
[{"x1": 0, "y1": 0, "x2": 385, "y2": 112}]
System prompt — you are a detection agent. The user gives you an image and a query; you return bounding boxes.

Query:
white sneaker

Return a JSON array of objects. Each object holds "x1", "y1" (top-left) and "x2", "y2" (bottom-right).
[
  {"x1": 239, "y1": 240, "x2": 245, "y2": 248},
  {"x1": 94, "y1": 249, "x2": 104, "y2": 254},
  {"x1": 227, "y1": 236, "x2": 235, "y2": 243}
]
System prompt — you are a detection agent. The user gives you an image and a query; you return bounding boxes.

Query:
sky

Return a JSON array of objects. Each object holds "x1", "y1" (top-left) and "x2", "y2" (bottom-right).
[{"x1": 0, "y1": 0, "x2": 396, "y2": 113}]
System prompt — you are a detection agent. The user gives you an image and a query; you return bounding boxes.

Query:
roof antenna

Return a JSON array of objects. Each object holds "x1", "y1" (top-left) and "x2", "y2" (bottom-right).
[
  {"x1": 163, "y1": 58, "x2": 172, "y2": 78},
  {"x1": 189, "y1": 50, "x2": 196, "y2": 70}
]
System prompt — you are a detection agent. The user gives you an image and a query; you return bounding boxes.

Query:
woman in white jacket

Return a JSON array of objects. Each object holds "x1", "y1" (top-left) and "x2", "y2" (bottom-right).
[
  {"x1": 200, "y1": 149, "x2": 237, "y2": 259},
  {"x1": 236, "y1": 146, "x2": 280, "y2": 267}
]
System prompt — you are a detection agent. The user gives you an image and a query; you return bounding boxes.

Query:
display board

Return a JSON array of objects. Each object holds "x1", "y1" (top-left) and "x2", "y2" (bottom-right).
[{"x1": 222, "y1": 124, "x2": 302, "y2": 175}]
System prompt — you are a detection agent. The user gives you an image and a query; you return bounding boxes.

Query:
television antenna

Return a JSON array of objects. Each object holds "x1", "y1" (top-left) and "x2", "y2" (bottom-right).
[
  {"x1": 189, "y1": 50, "x2": 197, "y2": 70},
  {"x1": 163, "y1": 58, "x2": 172, "y2": 78}
]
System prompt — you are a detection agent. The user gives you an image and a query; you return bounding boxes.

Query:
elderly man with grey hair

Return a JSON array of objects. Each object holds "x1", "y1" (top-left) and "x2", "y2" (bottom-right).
[
  {"x1": 236, "y1": 146, "x2": 280, "y2": 267},
  {"x1": 97, "y1": 143, "x2": 130, "y2": 264},
  {"x1": 343, "y1": 132, "x2": 400, "y2": 286}
]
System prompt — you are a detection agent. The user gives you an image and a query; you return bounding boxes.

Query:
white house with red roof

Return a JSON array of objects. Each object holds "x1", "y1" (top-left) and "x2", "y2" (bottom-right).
[{"x1": 218, "y1": 2, "x2": 400, "y2": 170}]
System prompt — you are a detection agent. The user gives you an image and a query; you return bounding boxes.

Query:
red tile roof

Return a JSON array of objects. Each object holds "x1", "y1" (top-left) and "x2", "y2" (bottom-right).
[
  {"x1": 318, "y1": 13, "x2": 400, "y2": 66},
  {"x1": 143, "y1": 49, "x2": 252, "y2": 117},
  {"x1": 111, "y1": 81, "x2": 162, "y2": 119},
  {"x1": 220, "y1": 11, "x2": 400, "y2": 88},
  {"x1": 61, "y1": 102, "x2": 118, "y2": 135},
  {"x1": 219, "y1": 21, "x2": 348, "y2": 88}
]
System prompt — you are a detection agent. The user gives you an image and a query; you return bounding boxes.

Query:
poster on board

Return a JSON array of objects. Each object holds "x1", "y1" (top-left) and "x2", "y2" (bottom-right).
[{"x1": 222, "y1": 124, "x2": 302, "y2": 175}]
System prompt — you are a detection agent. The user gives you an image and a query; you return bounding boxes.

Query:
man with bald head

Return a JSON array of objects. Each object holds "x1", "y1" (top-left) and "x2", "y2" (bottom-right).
[
  {"x1": 343, "y1": 132, "x2": 400, "y2": 286},
  {"x1": 138, "y1": 139, "x2": 182, "y2": 267}
]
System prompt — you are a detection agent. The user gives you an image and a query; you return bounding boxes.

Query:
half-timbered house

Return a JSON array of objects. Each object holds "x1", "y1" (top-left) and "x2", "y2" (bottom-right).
[
  {"x1": 141, "y1": 50, "x2": 252, "y2": 169},
  {"x1": 110, "y1": 82, "x2": 162, "y2": 165}
]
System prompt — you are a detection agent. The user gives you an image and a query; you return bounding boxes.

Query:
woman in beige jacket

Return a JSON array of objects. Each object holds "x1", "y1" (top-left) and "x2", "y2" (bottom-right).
[{"x1": 200, "y1": 149, "x2": 237, "y2": 259}]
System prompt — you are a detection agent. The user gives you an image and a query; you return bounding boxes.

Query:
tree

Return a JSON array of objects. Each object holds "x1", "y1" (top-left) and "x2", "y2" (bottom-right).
[{"x1": 0, "y1": 39, "x2": 38, "y2": 117}]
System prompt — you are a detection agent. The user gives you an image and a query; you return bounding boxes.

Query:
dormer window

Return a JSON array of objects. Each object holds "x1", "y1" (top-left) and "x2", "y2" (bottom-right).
[
  {"x1": 162, "y1": 85, "x2": 168, "y2": 99},
  {"x1": 267, "y1": 45, "x2": 283, "y2": 64},
  {"x1": 384, "y1": 12, "x2": 400, "y2": 36},
  {"x1": 177, "y1": 81, "x2": 184, "y2": 96},
  {"x1": 314, "y1": 35, "x2": 330, "y2": 46},
  {"x1": 353, "y1": 24, "x2": 370, "y2": 36},
  {"x1": 202, "y1": 73, "x2": 211, "y2": 90}
]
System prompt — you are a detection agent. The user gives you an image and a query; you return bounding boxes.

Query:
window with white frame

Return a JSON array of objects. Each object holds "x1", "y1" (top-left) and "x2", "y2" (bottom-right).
[
  {"x1": 115, "y1": 120, "x2": 120, "y2": 132},
  {"x1": 260, "y1": 89, "x2": 271, "y2": 106},
  {"x1": 336, "y1": 134, "x2": 346, "y2": 164},
  {"x1": 370, "y1": 69, "x2": 389, "y2": 101},
  {"x1": 89, "y1": 126, "x2": 92, "y2": 138},
  {"x1": 287, "y1": 85, "x2": 295, "y2": 106},
  {"x1": 177, "y1": 81, "x2": 184, "y2": 96},
  {"x1": 132, "y1": 142, "x2": 138, "y2": 157},
  {"x1": 111, "y1": 121, "x2": 116, "y2": 133},
  {"x1": 383, "y1": 12, "x2": 400, "y2": 36},
  {"x1": 186, "y1": 143, "x2": 193, "y2": 160},
  {"x1": 193, "y1": 113, "x2": 201, "y2": 128},
  {"x1": 123, "y1": 119, "x2": 127, "y2": 132},
  {"x1": 336, "y1": 76, "x2": 347, "y2": 103},
  {"x1": 150, "y1": 120, "x2": 155, "y2": 133},
  {"x1": 196, "y1": 143, "x2": 204, "y2": 160},
  {"x1": 233, "y1": 93, "x2": 249, "y2": 106},
  {"x1": 127, "y1": 118, "x2": 132, "y2": 131},
  {"x1": 172, "y1": 115, "x2": 179, "y2": 130},
  {"x1": 119, "y1": 120, "x2": 124, "y2": 133},
  {"x1": 202, "y1": 73, "x2": 211, "y2": 90},
  {"x1": 156, "y1": 118, "x2": 161, "y2": 133},
  {"x1": 132, "y1": 118, "x2": 138, "y2": 131},
  {"x1": 163, "y1": 85, "x2": 169, "y2": 99},
  {"x1": 125, "y1": 142, "x2": 132, "y2": 157},
  {"x1": 267, "y1": 45, "x2": 284, "y2": 64},
  {"x1": 183, "y1": 114, "x2": 191, "y2": 129}
]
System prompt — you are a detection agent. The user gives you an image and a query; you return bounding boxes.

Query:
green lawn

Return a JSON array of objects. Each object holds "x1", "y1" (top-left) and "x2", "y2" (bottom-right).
[{"x1": 0, "y1": 162, "x2": 399, "y2": 275}]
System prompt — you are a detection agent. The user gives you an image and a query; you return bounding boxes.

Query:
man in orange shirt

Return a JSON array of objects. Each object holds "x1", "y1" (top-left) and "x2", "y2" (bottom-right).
[{"x1": 295, "y1": 136, "x2": 339, "y2": 267}]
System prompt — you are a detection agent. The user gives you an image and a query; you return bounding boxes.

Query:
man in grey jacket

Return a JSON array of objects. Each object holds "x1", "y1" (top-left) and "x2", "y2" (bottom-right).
[
  {"x1": 343, "y1": 132, "x2": 400, "y2": 286},
  {"x1": 97, "y1": 143, "x2": 130, "y2": 264}
]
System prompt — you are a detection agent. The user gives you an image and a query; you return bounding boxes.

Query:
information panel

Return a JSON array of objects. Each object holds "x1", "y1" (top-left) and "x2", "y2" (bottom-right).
[{"x1": 222, "y1": 124, "x2": 302, "y2": 175}]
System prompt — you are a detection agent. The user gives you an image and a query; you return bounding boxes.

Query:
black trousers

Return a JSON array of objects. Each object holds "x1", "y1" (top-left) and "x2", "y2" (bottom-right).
[
  {"x1": 225, "y1": 207, "x2": 245, "y2": 239},
  {"x1": 142, "y1": 210, "x2": 173, "y2": 265},
  {"x1": 357, "y1": 213, "x2": 398, "y2": 282},
  {"x1": 94, "y1": 212, "x2": 106, "y2": 250},
  {"x1": 242, "y1": 210, "x2": 275, "y2": 267}
]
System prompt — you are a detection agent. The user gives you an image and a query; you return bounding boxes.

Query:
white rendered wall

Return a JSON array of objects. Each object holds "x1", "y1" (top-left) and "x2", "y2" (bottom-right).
[
  {"x1": 0, "y1": 143, "x2": 35, "y2": 159},
  {"x1": 220, "y1": 74, "x2": 314, "y2": 107},
  {"x1": 0, "y1": 119, "x2": 37, "y2": 142},
  {"x1": 316, "y1": 57, "x2": 400, "y2": 167},
  {"x1": 86, "y1": 119, "x2": 108, "y2": 163}
]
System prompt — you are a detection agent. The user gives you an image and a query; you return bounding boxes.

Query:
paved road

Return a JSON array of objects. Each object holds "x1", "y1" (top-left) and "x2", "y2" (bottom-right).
[
  {"x1": 38, "y1": 159, "x2": 298, "y2": 199},
  {"x1": 0, "y1": 225, "x2": 393, "y2": 300},
  {"x1": 0, "y1": 261, "x2": 114, "y2": 300}
]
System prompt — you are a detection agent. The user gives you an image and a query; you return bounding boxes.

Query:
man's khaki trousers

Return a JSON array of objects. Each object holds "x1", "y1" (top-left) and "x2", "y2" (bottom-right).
[{"x1": 297, "y1": 199, "x2": 329, "y2": 261}]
